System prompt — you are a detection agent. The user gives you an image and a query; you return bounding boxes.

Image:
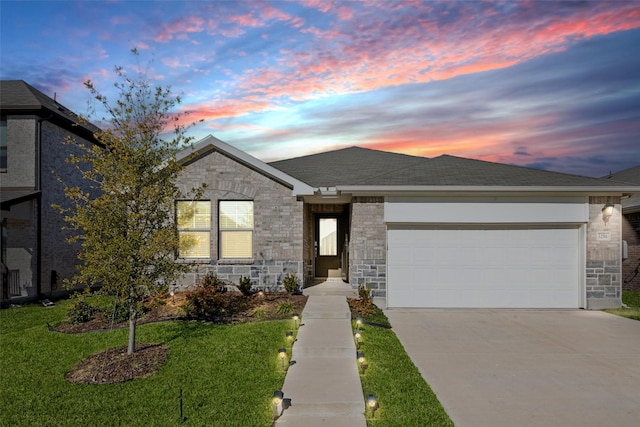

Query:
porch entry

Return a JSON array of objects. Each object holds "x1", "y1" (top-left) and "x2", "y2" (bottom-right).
[{"x1": 314, "y1": 213, "x2": 349, "y2": 278}]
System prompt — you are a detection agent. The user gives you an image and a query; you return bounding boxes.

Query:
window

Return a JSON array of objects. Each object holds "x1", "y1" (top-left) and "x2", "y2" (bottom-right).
[
  {"x1": 319, "y1": 218, "x2": 338, "y2": 256},
  {"x1": 219, "y1": 201, "x2": 253, "y2": 259},
  {"x1": 0, "y1": 119, "x2": 7, "y2": 171},
  {"x1": 176, "y1": 201, "x2": 211, "y2": 258}
]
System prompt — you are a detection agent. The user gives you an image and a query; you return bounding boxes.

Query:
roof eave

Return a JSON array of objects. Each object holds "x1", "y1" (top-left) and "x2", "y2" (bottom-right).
[{"x1": 335, "y1": 185, "x2": 640, "y2": 197}]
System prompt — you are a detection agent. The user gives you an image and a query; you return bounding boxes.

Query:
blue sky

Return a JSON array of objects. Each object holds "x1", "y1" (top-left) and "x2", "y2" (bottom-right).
[{"x1": 1, "y1": 0, "x2": 639, "y2": 177}]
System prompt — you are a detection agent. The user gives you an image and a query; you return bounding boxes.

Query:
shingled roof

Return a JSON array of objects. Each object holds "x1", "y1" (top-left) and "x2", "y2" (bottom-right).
[
  {"x1": 270, "y1": 146, "x2": 627, "y2": 189},
  {"x1": 0, "y1": 80, "x2": 99, "y2": 139},
  {"x1": 606, "y1": 165, "x2": 640, "y2": 212}
]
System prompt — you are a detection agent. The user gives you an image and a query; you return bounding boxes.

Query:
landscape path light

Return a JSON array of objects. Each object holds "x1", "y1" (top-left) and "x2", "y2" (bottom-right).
[
  {"x1": 286, "y1": 331, "x2": 294, "y2": 345},
  {"x1": 278, "y1": 348, "x2": 287, "y2": 370},
  {"x1": 354, "y1": 329, "x2": 362, "y2": 347},
  {"x1": 356, "y1": 317, "x2": 363, "y2": 328},
  {"x1": 292, "y1": 312, "x2": 300, "y2": 329},
  {"x1": 357, "y1": 351, "x2": 367, "y2": 374},
  {"x1": 366, "y1": 394, "x2": 378, "y2": 417},
  {"x1": 273, "y1": 390, "x2": 284, "y2": 418}
]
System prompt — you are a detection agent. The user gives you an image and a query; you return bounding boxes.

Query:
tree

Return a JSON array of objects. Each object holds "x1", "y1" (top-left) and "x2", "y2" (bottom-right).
[{"x1": 60, "y1": 51, "x2": 202, "y2": 354}]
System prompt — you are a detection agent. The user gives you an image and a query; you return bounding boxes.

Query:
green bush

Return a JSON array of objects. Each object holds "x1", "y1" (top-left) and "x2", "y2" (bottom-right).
[
  {"x1": 282, "y1": 272, "x2": 299, "y2": 295},
  {"x1": 184, "y1": 273, "x2": 227, "y2": 319},
  {"x1": 67, "y1": 298, "x2": 97, "y2": 324},
  {"x1": 276, "y1": 301, "x2": 294, "y2": 315},
  {"x1": 237, "y1": 276, "x2": 253, "y2": 296}
]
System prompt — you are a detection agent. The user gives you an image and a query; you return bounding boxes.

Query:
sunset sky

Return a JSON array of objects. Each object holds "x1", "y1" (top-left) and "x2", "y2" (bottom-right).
[{"x1": 1, "y1": 0, "x2": 639, "y2": 177}]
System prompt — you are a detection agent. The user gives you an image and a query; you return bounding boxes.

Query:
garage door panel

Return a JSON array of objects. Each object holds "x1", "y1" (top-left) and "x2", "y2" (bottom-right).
[{"x1": 387, "y1": 227, "x2": 581, "y2": 308}]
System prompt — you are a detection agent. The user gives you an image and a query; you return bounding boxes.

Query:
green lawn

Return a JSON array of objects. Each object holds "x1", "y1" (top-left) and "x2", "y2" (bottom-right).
[
  {"x1": 355, "y1": 308, "x2": 453, "y2": 427},
  {"x1": 0, "y1": 300, "x2": 290, "y2": 426},
  {"x1": 604, "y1": 290, "x2": 640, "y2": 321}
]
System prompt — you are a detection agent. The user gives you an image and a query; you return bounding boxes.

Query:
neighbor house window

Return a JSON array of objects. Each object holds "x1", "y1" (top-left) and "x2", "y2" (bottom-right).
[
  {"x1": 219, "y1": 201, "x2": 253, "y2": 259},
  {"x1": 176, "y1": 201, "x2": 211, "y2": 258},
  {"x1": 0, "y1": 118, "x2": 7, "y2": 171}
]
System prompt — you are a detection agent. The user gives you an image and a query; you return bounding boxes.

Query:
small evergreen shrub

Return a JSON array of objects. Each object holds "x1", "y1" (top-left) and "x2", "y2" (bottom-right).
[
  {"x1": 282, "y1": 272, "x2": 300, "y2": 295},
  {"x1": 67, "y1": 297, "x2": 97, "y2": 324},
  {"x1": 238, "y1": 276, "x2": 253, "y2": 296}
]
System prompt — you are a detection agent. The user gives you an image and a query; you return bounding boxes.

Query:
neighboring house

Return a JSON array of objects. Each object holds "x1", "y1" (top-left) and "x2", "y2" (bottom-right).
[
  {"x1": 175, "y1": 135, "x2": 640, "y2": 310},
  {"x1": 606, "y1": 166, "x2": 640, "y2": 292},
  {"x1": 0, "y1": 80, "x2": 98, "y2": 304}
]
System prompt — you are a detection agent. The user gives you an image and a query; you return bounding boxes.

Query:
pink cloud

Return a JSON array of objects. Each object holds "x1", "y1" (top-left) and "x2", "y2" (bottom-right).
[{"x1": 154, "y1": 16, "x2": 205, "y2": 42}]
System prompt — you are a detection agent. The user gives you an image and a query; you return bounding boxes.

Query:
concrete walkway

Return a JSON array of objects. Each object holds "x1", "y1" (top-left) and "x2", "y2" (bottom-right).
[{"x1": 275, "y1": 278, "x2": 366, "y2": 427}]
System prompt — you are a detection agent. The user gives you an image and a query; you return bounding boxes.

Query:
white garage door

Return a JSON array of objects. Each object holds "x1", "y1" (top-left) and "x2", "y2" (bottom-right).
[{"x1": 387, "y1": 227, "x2": 581, "y2": 308}]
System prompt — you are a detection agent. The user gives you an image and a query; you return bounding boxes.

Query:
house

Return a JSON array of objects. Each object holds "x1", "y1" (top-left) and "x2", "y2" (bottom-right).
[
  {"x1": 175, "y1": 135, "x2": 640, "y2": 310},
  {"x1": 0, "y1": 80, "x2": 99, "y2": 305},
  {"x1": 606, "y1": 166, "x2": 640, "y2": 292}
]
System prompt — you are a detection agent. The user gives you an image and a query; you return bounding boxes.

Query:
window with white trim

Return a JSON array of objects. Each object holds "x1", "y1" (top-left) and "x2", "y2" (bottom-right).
[
  {"x1": 176, "y1": 201, "x2": 211, "y2": 258},
  {"x1": 219, "y1": 201, "x2": 253, "y2": 259}
]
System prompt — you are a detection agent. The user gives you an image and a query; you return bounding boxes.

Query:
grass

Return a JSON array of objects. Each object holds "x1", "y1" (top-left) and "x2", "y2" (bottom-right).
[
  {"x1": 604, "y1": 290, "x2": 640, "y2": 320},
  {"x1": 354, "y1": 307, "x2": 453, "y2": 427},
  {"x1": 0, "y1": 299, "x2": 292, "y2": 426}
]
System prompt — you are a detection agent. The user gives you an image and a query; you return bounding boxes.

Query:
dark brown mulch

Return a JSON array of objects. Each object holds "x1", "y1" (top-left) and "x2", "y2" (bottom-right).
[{"x1": 66, "y1": 344, "x2": 170, "y2": 384}]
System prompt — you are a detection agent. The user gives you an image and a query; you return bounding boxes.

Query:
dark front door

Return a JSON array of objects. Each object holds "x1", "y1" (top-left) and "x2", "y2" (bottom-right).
[{"x1": 314, "y1": 214, "x2": 347, "y2": 277}]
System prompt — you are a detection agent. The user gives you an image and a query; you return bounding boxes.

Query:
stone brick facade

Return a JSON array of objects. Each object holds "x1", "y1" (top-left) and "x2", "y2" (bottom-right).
[
  {"x1": 586, "y1": 196, "x2": 623, "y2": 309},
  {"x1": 176, "y1": 150, "x2": 304, "y2": 291},
  {"x1": 622, "y1": 211, "x2": 640, "y2": 291},
  {"x1": 348, "y1": 197, "x2": 386, "y2": 295},
  {"x1": 2, "y1": 116, "x2": 91, "y2": 299}
]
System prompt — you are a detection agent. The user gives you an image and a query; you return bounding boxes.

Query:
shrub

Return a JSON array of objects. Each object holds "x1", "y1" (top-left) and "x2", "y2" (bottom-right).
[
  {"x1": 201, "y1": 272, "x2": 225, "y2": 291},
  {"x1": 238, "y1": 276, "x2": 253, "y2": 296},
  {"x1": 282, "y1": 272, "x2": 300, "y2": 295},
  {"x1": 184, "y1": 274, "x2": 227, "y2": 319},
  {"x1": 276, "y1": 301, "x2": 295, "y2": 315},
  {"x1": 349, "y1": 284, "x2": 375, "y2": 317},
  {"x1": 252, "y1": 306, "x2": 269, "y2": 319},
  {"x1": 67, "y1": 296, "x2": 97, "y2": 324}
]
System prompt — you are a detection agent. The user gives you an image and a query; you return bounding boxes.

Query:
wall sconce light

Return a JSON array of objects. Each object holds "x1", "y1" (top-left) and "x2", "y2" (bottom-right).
[
  {"x1": 292, "y1": 312, "x2": 300, "y2": 329},
  {"x1": 279, "y1": 348, "x2": 287, "y2": 370},
  {"x1": 357, "y1": 351, "x2": 367, "y2": 374},
  {"x1": 354, "y1": 329, "x2": 362, "y2": 347},
  {"x1": 273, "y1": 390, "x2": 284, "y2": 418},
  {"x1": 366, "y1": 393, "x2": 378, "y2": 417},
  {"x1": 602, "y1": 203, "x2": 614, "y2": 226}
]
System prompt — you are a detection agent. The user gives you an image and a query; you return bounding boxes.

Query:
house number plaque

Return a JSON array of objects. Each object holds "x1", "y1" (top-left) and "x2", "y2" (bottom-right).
[{"x1": 596, "y1": 232, "x2": 611, "y2": 241}]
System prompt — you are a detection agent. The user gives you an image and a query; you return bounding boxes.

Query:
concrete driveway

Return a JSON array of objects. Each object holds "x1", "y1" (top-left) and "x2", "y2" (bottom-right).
[{"x1": 385, "y1": 309, "x2": 640, "y2": 427}]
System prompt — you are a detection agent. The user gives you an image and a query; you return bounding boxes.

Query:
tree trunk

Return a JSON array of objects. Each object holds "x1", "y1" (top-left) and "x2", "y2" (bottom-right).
[{"x1": 127, "y1": 303, "x2": 137, "y2": 355}]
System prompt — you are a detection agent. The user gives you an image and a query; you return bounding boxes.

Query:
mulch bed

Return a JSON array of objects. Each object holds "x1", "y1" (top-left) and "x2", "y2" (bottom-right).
[{"x1": 66, "y1": 344, "x2": 170, "y2": 384}]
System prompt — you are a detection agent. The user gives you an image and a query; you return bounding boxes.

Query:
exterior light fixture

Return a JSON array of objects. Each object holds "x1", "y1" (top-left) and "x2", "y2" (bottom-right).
[
  {"x1": 286, "y1": 331, "x2": 294, "y2": 344},
  {"x1": 169, "y1": 290, "x2": 175, "y2": 304},
  {"x1": 356, "y1": 317, "x2": 363, "y2": 328},
  {"x1": 602, "y1": 203, "x2": 614, "y2": 226},
  {"x1": 357, "y1": 351, "x2": 367, "y2": 374},
  {"x1": 354, "y1": 329, "x2": 362, "y2": 347},
  {"x1": 279, "y1": 348, "x2": 287, "y2": 370},
  {"x1": 292, "y1": 312, "x2": 300, "y2": 329},
  {"x1": 273, "y1": 390, "x2": 285, "y2": 417},
  {"x1": 366, "y1": 394, "x2": 378, "y2": 417}
]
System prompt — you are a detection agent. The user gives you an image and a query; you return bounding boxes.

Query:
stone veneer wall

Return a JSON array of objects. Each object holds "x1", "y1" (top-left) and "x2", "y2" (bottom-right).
[
  {"x1": 622, "y1": 211, "x2": 640, "y2": 291},
  {"x1": 586, "y1": 196, "x2": 623, "y2": 309},
  {"x1": 176, "y1": 150, "x2": 304, "y2": 291},
  {"x1": 349, "y1": 197, "x2": 386, "y2": 295}
]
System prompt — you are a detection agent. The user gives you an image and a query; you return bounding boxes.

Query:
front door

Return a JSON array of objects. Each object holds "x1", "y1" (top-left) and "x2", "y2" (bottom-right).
[{"x1": 314, "y1": 215, "x2": 346, "y2": 277}]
